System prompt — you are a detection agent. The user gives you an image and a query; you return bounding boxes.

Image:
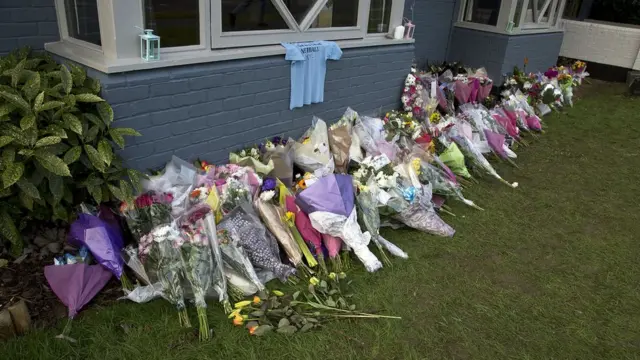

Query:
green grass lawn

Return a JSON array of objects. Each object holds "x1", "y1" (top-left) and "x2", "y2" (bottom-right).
[{"x1": 3, "y1": 82, "x2": 640, "y2": 360}]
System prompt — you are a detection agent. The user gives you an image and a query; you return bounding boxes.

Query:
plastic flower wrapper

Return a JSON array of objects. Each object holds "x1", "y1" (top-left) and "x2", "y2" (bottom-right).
[
  {"x1": 571, "y1": 60, "x2": 589, "y2": 85},
  {"x1": 68, "y1": 211, "x2": 133, "y2": 290},
  {"x1": 261, "y1": 136, "x2": 295, "y2": 187},
  {"x1": 175, "y1": 205, "x2": 225, "y2": 340},
  {"x1": 471, "y1": 69, "x2": 493, "y2": 101},
  {"x1": 119, "y1": 245, "x2": 167, "y2": 304},
  {"x1": 502, "y1": 99, "x2": 532, "y2": 133},
  {"x1": 284, "y1": 195, "x2": 326, "y2": 273},
  {"x1": 383, "y1": 111, "x2": 424, "y2": 147},
  {"x1": 490, "y1": 108, "x2": 520, "y2": 140},
  {"x1": 353, "y1": 114, "x2": 399, "y2": 161},
  {"x1": 387, "y1": 176, "x2": 455, "y2": 237},
  {"x1": 293, "y1": 117, "x2": 335, "y2": 176},
  {"x1": 342, "y1": 108, "x2": 365, "y2": 163},
  {"x1": 296, "y1": 174, "x2": 382, "y2": 273},
  {"x1": 216, "y1": 227, "x2": 265, "y2": 293},
  {"x1": 142, "y1": 156, "x2": 198, "y2": 217},
  {"x1": 509, "y1": 92, "x2": 542, "y2": 132},
  {"x1": 356, "y1": 176, "x2": 408, "y2": 265},
  {"x1": 230, "y1": 144, "x2": 274, "y2": 175},
  {"x1": 254, "y1": 180, "x2": 305, "y2": 272},
  {"x1": 438, "y1": 141, "x2": 472, "y2": 179},
  {"x1": 224, "y1": 266, "x2": 260, "y2": 300},
  {"x1": 447, "y1": 127, "x2": 519, "y2": 189},
  {"x1": 557, "y1": 73, "x2": 574, "y2": 107},
  {"x1": 120, "y1": 191, "x2": 173, "y2": 242},
  {"x1": 143, "y1": 223, "x2": 191, "y2": 327},
  {"x1": 218, "y1": 202, "x2": 296, "y2": 282},
  {"x1": 213, "y1": 164, "x2": 262, "y2": 198},
  {"x1": 328, "y1": 114, "x2": 353, "y2": 174},
  {"x1": 217, "y1": 177, "x2": 253, "y2": 215}
]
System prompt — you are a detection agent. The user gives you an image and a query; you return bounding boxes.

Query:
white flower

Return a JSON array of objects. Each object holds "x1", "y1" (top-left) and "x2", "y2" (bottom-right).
[
  {"x1": 410, "y1": 67, "x2": 417, "y2": 74},
  {"x1": 404, "y1": 87, "x2": 410, "y2": 92},
  {"x1": 250, "y1": 147, "x2": 259, "y2": 157},
  {"x1": 509, "y1": 79, "x2": 517, "y2": 85},
  {"x1": 265, "y1": 142, "x2": 275, "y2": 150},
  {"x1": 523, "y1": 82, "x2": 532, "y2": 90},
  {"x1": 416, "y1": 84, "x2": 423, "y2": 91},
  {"x1": 404, "y1": 106, "x2": 412, "y2": 111},
  {"x1": 239, "y1": 149, "x2": 246, "y2": 157},
  {"x1": 406, "y1": 112, "x2": 413, "y2": 118},
  {"x1": 414, "y1": 98, "x2": 423, "y2": 107},
  {"x1": 260, "y1": 190, "x2": 275, "y2": 202},
  {"x1": 405, "y1": 74, "x2": 416, "y2": 86},
  {"x1": 401, "y1": 95, "x2": 409, "y2": 104},
  {"x1": 501, "y1": 90, "x2": 511, "y2": 98}
]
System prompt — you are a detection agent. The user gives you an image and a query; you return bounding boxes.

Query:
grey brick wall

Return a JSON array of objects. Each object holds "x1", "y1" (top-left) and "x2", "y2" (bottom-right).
[
  {"x1": 0, "y1": 0, "x2": 59, "y2": 55},
  {"x1": 447, "y1": 27, "x2": 564, "y2": 80},
  {"x1": 83, "y1": 44, "x2": 413, "y2": 170},
  {"x1": 404, "y1": 0, "x2": 456, "y2": 65}
]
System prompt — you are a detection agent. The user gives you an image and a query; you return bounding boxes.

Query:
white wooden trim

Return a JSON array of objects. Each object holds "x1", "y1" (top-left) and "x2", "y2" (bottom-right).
[
  {"x1": 272, "y1": 0, "x2": 302, "y2": 32},
  {"x1": 536, "y1": 0, "x2": 551, "y2": 23},
  {"x1": 157, "y1": 0, "x2": 210, "y2": 53},
  {"x1": 45, "y1": 37, "x2": 414, "y2": 73},
  {"x1": 388, "y1": 0, "x2": 404, "y2": 32},
  {"x1": 299, "y1": 0, "x2": 329, "y2": 31}
]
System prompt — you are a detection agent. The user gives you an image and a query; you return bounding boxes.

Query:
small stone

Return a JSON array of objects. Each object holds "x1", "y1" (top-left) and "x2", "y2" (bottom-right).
[
  {"x1": 22, "y1": 246, "x2": 34, "y2": 255},
  {"x1": 21, "y1": 288, "x2": 37, "y2": 299},
  {"x1": 46, "y1": 242, "x2": 62, "y2": 254},
  {"x1": 8, "y1": 301, "x2": 30, "y2": 335},
  {"x1": 12, "y1": 253, "x2": 28, "y2": 265},
  {"x1": 33, "y1": 236, "x2": 50, "y2": 248},
  {"x1": 0, "y1": 309, "x2": 16, "y2": 340}
]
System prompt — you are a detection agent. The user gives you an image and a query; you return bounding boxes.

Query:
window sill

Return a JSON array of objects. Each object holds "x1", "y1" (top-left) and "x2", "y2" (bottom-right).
[
  {"x1": 45, "y1": 37, "x2": 415, "y2": 74},
  {"x1": 454, "y1": 22, "x2": 564, "y2": 36}
]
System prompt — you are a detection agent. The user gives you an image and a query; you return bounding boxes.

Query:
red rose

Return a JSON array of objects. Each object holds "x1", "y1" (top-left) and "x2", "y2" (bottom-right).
[{"x1": 135, "y1": 194, "x2": 154, "y2": 208}]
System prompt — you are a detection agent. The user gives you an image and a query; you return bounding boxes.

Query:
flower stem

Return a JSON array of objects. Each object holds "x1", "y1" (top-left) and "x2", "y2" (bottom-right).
[
  {"x1": 120, "y1": 273, "x2": 133, "y2": 291},
  {"x1": 178, "y1": 308, "x2": 191, "y2": 328},
  {"x1": 197, "y1": 306, "x2": 210, "y2": 341},
  {"x1": 290, "y1": 226, "x2": 318, "y2": 268}
]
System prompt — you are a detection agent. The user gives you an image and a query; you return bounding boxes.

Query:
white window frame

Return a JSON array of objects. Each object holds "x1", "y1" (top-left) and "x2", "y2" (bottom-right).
[
  {"x1": 46, "y1": 0, "x2": 412, "y2": 73},
  {"x1": 456, "y1": 0, "x2": 566, "y2": 35}
]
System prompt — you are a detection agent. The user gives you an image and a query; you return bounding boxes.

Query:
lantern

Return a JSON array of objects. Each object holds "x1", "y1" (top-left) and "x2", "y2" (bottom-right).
[
  {"x1": 403, "y1": 20, "x2": 415, "y2": 40},
  {"x1": 139, "y1": 29, "x2": 160, "y2": 62}
]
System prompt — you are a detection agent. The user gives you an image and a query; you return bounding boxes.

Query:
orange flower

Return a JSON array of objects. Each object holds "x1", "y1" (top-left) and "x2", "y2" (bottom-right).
[
  {"x1": 232, "y1": 315, "x2": 244, "y2": 326},
  {"x1": 200, "y1": 160, "x2": 209, "y2": 171},
  {"x1": 119, "y1": 202, "x2": 128, "y2": 213},
  {"x1": 249, "y1": 325, "x2": 258, "y2": 335},
  {"x1": 190, "y1": 189, "x2": 201, "y2": 198},
  {"x1": 297, "y1": 179, "x2": 307, "y2": 190},
  {"x1": 252, "y1": 296, "x2": 261, "y2": 305},
  {"x1": 524, "y1": 57, "x2": 529, "y2": 66}
]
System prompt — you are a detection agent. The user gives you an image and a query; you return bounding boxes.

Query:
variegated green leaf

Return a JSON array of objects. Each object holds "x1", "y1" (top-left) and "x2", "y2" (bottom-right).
[
  {"x1": 96, "y1": 102, "x2": 114, "y2": 126},
  {"x1": 2, "y1": 162, "x2": 24, "y2": 188},
  {"x1": 0, "y1": 91, "x2": 30, "y2": 114},
  {"x1": 110, "y1": 127, "x2": 142, "y2": 137},
  {"x1": 48, "y1": 174, "x2": 63, "y2": 203},
  {"x1": 0, "y1": 209, "x2": 22, "y2": 256},
  {"x1": 20, "y1": 115, "x2": 36, "y2": 130},
  {"x1": 0, "y1": 136, "x2": 13, "y2": 148},
  {"x1": 22, "y1": 71, "x2": 41, "y2": 101},
  {"x1": 63, "y1": 145, "x2": 82, "y2": 164},
  {"x1": 38, "y1": 101, "x2": 65, "y2": 112},
  {"x1": 75, "y1": 93, "x2": 104, "y2": 102},
  {"x1": 68, "y1": 62, "x2": 86, "y2": 86},
  {"x1": 109, "y1": 129, "x2": 125, "y2": 149},
  {"x1": 62, "y1": 113, "x2": 83, "y2": 135},
  {"x1": 83, "y1": 144, "x2": 105, "y2": 172},
  {"x1": 34, "y1": 149, "x2": 71, "y2": 176},
  {"x1": 127, "y1": 169, "x2": 144, "y2": 193},
  {"x1": 83, "y1": 125, "x2": 100, "y2": 143},
  {"x1": 33, "y1": 91, "x2": 44, "y2": 111},
  {"x1": 0, "y1": 104, "x2": 16, "y2": 117},
  {"x1": 107, "y1": 183, "x2": 125, "y2": 202},
  {"x1": 19, "y1": 191, "x2": 33, "y2": 211},
  {"x1": 87, "y1": 181, "x2": 102, "y2": 204},
  {"x1": 60, "y1": 64, "x2": 72, "y2": 95},
  {"x1": 17, "y1": 178, "x2": 40, "y2": 199},
  {"x1": 35, "y1": 136, "x2": 61, "y2": 148},
  {"x1": 97, "y1": 139, "x2": 113, "y2": 166}
]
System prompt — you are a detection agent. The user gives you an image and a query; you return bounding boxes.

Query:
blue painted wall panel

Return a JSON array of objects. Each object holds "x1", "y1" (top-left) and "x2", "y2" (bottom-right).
[
  {"x1": 0, "y1": 0, "x2": 59, "y2": 55},
  {"x1": 405, "y1": 0, "x2": 456, "y2": 64}
]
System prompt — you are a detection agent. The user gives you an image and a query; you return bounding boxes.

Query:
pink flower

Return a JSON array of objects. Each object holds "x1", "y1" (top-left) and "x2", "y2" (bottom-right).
[{"x1": 135, "y1": 194, "x2": 154, "y2": 208}]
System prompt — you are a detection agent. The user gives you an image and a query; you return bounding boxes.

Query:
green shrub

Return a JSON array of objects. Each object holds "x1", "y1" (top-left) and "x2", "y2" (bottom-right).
[{"x1": 0, "y1": 48, "x2": 143, "y2": 256}]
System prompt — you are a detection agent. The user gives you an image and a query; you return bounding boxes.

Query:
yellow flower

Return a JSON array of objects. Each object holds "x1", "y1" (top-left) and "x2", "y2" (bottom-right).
[
  {"x1": 328, "y1": 272, "x2": 336, "y2": 280},
  {"x1": 232, "y1": 315, "x2": 244, "y2": 326},
  {"x1": 249, "y1": 325, "x2": 258, "y2": 335},
  {"x1": 285, "y1": 211, "x2": 295, "y2": 222},
  {"x1": 429, "y1": 112, "x2": 441, "y2": 124},
  {"x1": 272, "y1": 290, "x2": 284, "y2": 296},
  {"x1": 252, "y1": 296, "x2": 261, "y2": 305},
  {"x1": 428, "y1": 141, "x2": 436, "y2": 154},
  {"x1": 234, "y1": 300, "x2": 252, "y2": 309},
  {"x1": 411, "y1": 158, "x2": 421, "y2": 173},
  {"x1": 302, "y1": 137, "x2": 311, "y2": 145},
  {"x1": 227, "y1": 309, "x2": 241, "y2": 319},
  {"x1": 309, "y1": 277, "x2": 320, "y2": 286}
]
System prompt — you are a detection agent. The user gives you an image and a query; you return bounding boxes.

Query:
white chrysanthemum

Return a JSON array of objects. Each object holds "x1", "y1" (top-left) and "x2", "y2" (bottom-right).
[{"x1": 260, "y1": 190, "x2": 275, "y2": 202}]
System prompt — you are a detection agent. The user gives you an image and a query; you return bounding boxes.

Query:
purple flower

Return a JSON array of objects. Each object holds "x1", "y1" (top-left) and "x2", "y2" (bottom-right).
[
  {"x1": 262, "y1": 177, "x2": 276, "y2": 192},
  {"x1": 544, "y1": 68, "x2": 558, "y2": 79},
  {"x1": 281, "y1": 138, "x2": 288, "y2": 145},
  {"x1": 258, "y1": 143, "x2": 266, "y2": 153},
  {"x1": 272, "y1": 136, "x2": 282, "y2": 145}
]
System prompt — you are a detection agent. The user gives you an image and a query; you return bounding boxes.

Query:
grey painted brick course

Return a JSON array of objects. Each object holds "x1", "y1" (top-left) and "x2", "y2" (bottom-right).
[
  {"x1": 0, "y1": 0, "x2": 59, "y2": 55},
  {"x1": 150, "y1": 80, "x2": 190, "y2": 97},
  {"x1": 102, "y1": 85, "x2": 149, "y2": 104}
]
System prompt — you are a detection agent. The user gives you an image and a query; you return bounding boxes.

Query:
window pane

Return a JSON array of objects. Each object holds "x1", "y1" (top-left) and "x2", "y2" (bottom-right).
[
  {"x1": 222, "y1": 0, "x2": 289, "y2": 32},
  {"x1": 144, "y1": 0, "x2": 200, "y2": 47},
  {"x1": 368, "y1": 0, "x2": 392, "y2": 33},
  {"x1": 285, "y1": 0, "x2": 316, "y2": 23},
  {"x1": 464, "y1": 0, "x2": 501, "y2": 26},
  {"x1": 309, "y1": 0, "x2": 358, "y2": 28},
  {"x1": 64, "y1": 0, "x2": 101, "y2": 46}
]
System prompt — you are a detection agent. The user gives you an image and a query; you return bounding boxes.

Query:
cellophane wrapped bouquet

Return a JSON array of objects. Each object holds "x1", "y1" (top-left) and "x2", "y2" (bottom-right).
[
  {"x1": 328, "y1": 113, "x2": 353, "y2": 174},
  {"x1": 229, "y1": 144, "x2": 274, "y2": 175},
  {"x1": 261, "y1": 136, "x2": 295, "y2": 187},
  {"x1": 293, "y1": 117, "x2": 335, "y2": 176},
  {"x1": 141, "y1": 156, "x2": 198, "y2": 217}
]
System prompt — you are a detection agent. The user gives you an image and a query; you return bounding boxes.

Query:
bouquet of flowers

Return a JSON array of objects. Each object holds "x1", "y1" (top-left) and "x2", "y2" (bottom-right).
[
  {"x1": 508, "y1": 92, "x2": 542, "y2": 132},
  {"x1": 502, "y1": 99, "x2": 532, "y2": 133},
  {"x1": 328, "y1": 114, "x2": 353, "y2": 174},
  {"x1": 356, "y1": 175, "x2": 408, "y2": 266},
  {"x1": 342, "y1": 108, "x2": 365, "y2": 163},
  {"x1": 383, "y1": 111, "x2": 425, "y2": 145},
  {"x1": 254, "y1": 178, "x2": 309, "y2": 272},
  {"x1": 401, "y1": 72, "x2": 428, "y2": 119},
  {"x1": 217, "y1": 202, "x2": 296, "y2": 282},
  {"x1": 438, "y1": 140, "x2": 472, "y2": 179},
  {"x1": 557, "y1": 71, "x2": 574, "y2": 107},
  {"x1": 470, "y1": 69, "x2": 493, "y2": 102},
  {"x1": 293, "y1": 117, "x2": 335, "y2": 176},
  {"x1": 261, "y1": 136, "x2": 295, "y2": 187},
  {"x1": 284, "y1": 195, "x2": 326, "y2": 273},
  {"x1": 353, "y1": 115, "x2": 399, "y2": 161},
  {"x1": 453, "y1": 73, "x2": 474, "y2": 105},
  {"x1": 210, "y1": 164, "x2": 261, "y2": 215},
  {"x1": 120, "y1": 191, "x2": 173, "y2": 242},
  {"x1": 142, "y1": 156, "x2": 198, "y2": 217},
  {"x1": 216, "y1": 227, "x2": 265, "y2": 294},
  {"x1": 140, "y1": 223, "x2": 191, "y2": 327},
  {"x1": 175, "y1": 205, "x2": 226, "y2": 340},
  {"x1": 230, "y1": 144, "x2": 275, "y2": 175},
  {"x1": 572, "y1": 60, "x2": 589, "y2": 85},
  {"x1": 296, "y1": 174, "x2": 382, "y2": 273}
]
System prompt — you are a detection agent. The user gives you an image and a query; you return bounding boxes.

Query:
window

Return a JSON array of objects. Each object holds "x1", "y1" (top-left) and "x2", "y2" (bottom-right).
[
  {"x1": 63, "y1": 0, "x2": 101, "y2": 46},
  {"x1": 48, "y1": 0, "x2": 411, "y2": 73},
  {"x1": 458, "y1": 0, "x2": 567, "y2": 33},
  {"x1": 144, "y1": 0, "x2": 201, "y2": 47},
  {"x1": 463, "y1": 0, "x2": 502, "y2": 26}
]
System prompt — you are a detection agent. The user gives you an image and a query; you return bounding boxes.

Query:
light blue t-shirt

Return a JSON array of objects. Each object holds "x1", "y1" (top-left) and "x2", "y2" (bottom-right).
[{"x1": 282, "y1": 41, "x2": 342, "y2": 110}]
